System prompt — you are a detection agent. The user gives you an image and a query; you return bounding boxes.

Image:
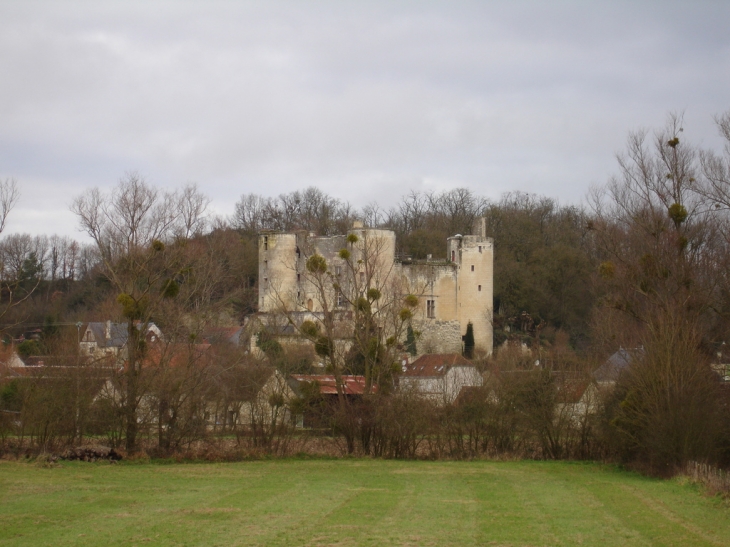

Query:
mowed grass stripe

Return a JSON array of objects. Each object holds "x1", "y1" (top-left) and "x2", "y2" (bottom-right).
[
  {"x1": 2, "y1": 464, "x2": 271, "y2": 546},
  {"x1": 2, "y1": 460, "x2": 730, "y2": 547},
  {"x1": 516, "y1": 463, "x2": 643, "y2": 546},
  {"x1": 387, "y1": 462, "x2": 480, "y2": 546}
]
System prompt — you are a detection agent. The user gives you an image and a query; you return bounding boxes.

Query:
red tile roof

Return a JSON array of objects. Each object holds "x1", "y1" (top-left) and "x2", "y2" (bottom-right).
[
  {"x1": 290, "y1": 374, "x2": 373, "y2": 395},
  {"x1": 401, "y1": 353, "x2": 474, "y2": 378}
]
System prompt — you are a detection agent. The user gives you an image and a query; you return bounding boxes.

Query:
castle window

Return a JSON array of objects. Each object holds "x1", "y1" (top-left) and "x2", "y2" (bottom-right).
[
  {"x1": 297, "y1": 273, "x2": 301, "y2": 283},
  {"x1": 263, "y1": 277, "x2": 268, "y2": 289},
  {"x1": 296, "y1": 247, "x2": 300, "y2": 258},
  {"x1": 360, "y1": 272, "x2": 365, "y2": 284},
  {"x1": 335, "y1": 265, "x2": 341, "y2": 276},
  {"x1": 451, "y1": 250, "x2": 455, "y2": 262},
  {"x1": 479, "y1": 246, "x2": 482, "y2": 253},
  {"x1": 336, "y1": 293, "x2": 344, "y2": 307},
  {"x1": 264, "y1": 260, "x2": 268, "y2": 271},
  {"x1": 471, "y1": 265, "x2": 474, "y2": 272},
  {"x1": 264, "y1": 236, "x2": 268, "y2": 250},
  {"x1": 427, "y1": 299, "x2": 435, "y2": 318},
  {"x1": 478, "y1": 285, "x2": 482, "y2": 292}
]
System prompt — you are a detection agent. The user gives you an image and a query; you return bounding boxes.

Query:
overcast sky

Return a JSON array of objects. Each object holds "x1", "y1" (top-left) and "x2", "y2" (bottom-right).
[{"x1": 1, "y1": 1, "x2": 729, "y2": 240}]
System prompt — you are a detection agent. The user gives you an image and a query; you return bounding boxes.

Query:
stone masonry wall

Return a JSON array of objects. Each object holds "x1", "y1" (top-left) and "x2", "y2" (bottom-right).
[{"x1": 411, "y1": 319, "x2": 462, "y2": 355}]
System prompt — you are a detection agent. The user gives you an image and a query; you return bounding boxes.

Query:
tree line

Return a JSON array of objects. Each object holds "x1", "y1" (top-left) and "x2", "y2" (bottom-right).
[{"x1": 1, "y1": 111, "x2": 730, "y2": 475}]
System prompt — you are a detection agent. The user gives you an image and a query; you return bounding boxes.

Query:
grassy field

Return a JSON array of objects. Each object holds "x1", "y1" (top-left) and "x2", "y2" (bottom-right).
[{"x1": 1, "y1": 459, "x2": 729, "y2": 547}]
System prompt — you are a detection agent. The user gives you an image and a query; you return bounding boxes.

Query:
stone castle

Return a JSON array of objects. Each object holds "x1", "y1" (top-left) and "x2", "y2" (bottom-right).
[{"x1": 258, "y1": 219, "x2": 493, "y2": 356}]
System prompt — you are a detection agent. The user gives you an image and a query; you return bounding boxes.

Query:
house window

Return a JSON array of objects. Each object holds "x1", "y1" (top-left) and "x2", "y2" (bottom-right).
[
  {"x1": 427, "y1": 300, "x2": 435, "y2": 318},
  {"x1": 478, "y1": 285, "x2": 482, "y2": 292},
  {"x1": 451, "y1": 250, "x2": 455, "y2": 262},
  {"x1": 264, "y1": 236, "x2": 268, "y2": 250},
  {"x1": 471, "y1": 265, "x2": 474, "y2": 272}
]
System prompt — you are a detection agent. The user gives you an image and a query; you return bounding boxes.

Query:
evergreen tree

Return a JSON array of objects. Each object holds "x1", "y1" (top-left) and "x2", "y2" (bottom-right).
[
  {"x1": 405, "y1": 324, "x2": 417, "y2": 356},
  {"x1": 463, "y1": 322, "x2": 475, "y2": 359}
]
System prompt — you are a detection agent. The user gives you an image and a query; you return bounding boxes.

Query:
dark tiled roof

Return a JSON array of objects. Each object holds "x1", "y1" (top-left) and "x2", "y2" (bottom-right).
[
  {"x1": 86, "y1": 322, "x2": 160, "y2": 348},
  {"x1": 593, "y1": 348, "x2": 641, "y2": 382},
  {"x1": 402, "y1": 353, "x2": 474, "y2": 378},
  {"x1": 201, "y1": 327, "x2": 243, "y2": 345},
  {"x1": 87, "y1": 322, "x2": 130, "y2": 348}
]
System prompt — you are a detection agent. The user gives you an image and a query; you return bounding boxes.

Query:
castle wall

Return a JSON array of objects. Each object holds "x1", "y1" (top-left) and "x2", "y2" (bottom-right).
[
  {"x1": 258, "y1": 222, "x2": 494, "y2": 355},
  {"x1": 452, "y1": 235, "x2": 494, "y2": 354},
  {"x1": 259, "y1": 233, "x2": 299, "y2": 312},
  {"x1": 411, "y1": 319, "x2": 463, "y2": 354}
]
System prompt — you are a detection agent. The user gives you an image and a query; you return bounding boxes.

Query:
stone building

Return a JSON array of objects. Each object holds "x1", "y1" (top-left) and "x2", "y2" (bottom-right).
[
  {"x1": 79, "y1": 321, "x2": 163, "y2": 360},
  {"x1": 399, "y1": 353, "x2": 483, "y2": 404},
  {"x1": 258, "y1": 219, "x2": 493, "y2": 356}
]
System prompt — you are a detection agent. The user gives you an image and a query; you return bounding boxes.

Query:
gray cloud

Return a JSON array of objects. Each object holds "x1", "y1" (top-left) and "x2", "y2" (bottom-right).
[{"x1": 1, "y1": 1, "x2": 729, "y2": 239}]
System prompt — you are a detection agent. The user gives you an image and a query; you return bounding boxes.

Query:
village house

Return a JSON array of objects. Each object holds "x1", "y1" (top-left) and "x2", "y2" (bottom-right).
[
  {"x1": 398, "y1": 353, "x2": 482, "y2": 404},
  {"x1": 592, "y1": 348, "x2": 640, "y2": 386},
  {"x1": 0, "y1": 347, "x2": 27, "y2": 369},
  {"x1": 288, "y1": 374, "x2": 372, "y2": 427},
  {"x1": 220, "y1": 368, "x2": 296, "y2": 429},
  {"x1": 79, "y1": 321, "x2": 163, "y2": 361}
]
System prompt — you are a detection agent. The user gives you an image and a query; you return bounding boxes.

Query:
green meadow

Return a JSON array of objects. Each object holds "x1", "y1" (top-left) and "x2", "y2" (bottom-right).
[{"x1": 1, "y1": 459, "x2": 728, "y2": 547}]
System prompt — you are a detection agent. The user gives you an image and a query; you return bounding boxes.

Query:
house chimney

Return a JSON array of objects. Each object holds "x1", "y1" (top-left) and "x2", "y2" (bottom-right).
[{"x1": 105, "y1": 320, "x2": 111, "y2": 341}]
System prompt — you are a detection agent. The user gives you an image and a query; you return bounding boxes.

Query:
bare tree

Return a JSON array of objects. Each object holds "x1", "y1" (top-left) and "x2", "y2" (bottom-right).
[
  {"x1": 0, "y1": 181, "x2": 48, "y2": 322},
  {"x1": 232, "y1": 193, "x2": 269, "y2": 234},
  {"x1": 0, "y1": 178, "x2": 19, "y2": 235},
  {"x1": 71, "y1": 173, "x2": 209, "y2": 451},
  {"x1": 700, "y1": 111, "x2": 730, "y2": 211},
  {"x1": 589, "y1": 113, "x2": 727, "y2": 471},
  {"x1": 175, "y1": 183, "x2": 211, "y2": 239}
]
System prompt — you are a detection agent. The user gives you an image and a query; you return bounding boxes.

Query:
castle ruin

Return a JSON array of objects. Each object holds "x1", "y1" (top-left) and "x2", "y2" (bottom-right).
[{"x1": 258, "y1": 219, "x2": 493, "y2": 356}]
